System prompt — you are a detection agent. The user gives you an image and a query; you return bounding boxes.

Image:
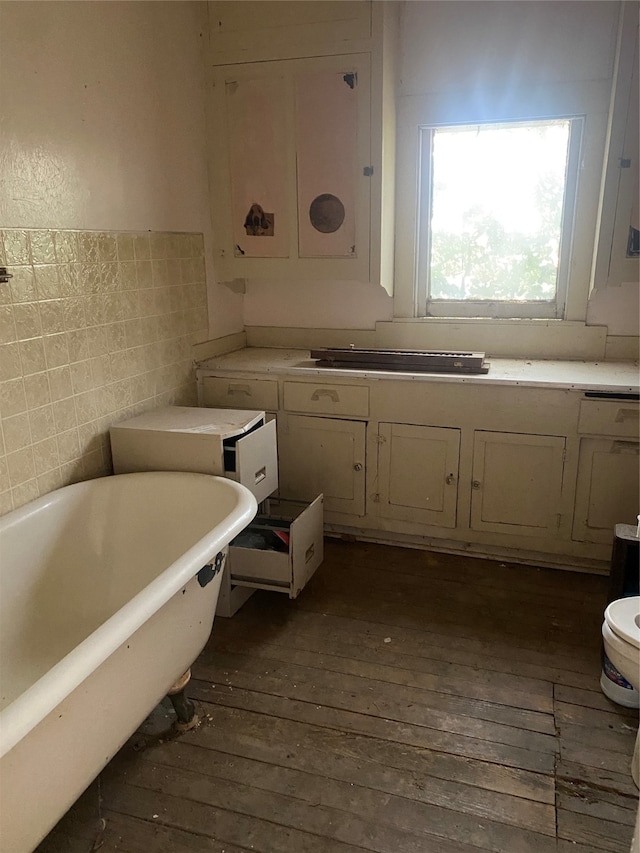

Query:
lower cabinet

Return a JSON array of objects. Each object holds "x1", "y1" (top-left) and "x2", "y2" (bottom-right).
[
  {"x1": 376, "y1": 423, "x2": 460, "y2": 528},
  {"x1": 277, "y1": 414, "x2": 366, "y2": 516},
  {"x1": 572, "y1": 438, "x2": 640, "y2": 544},
  {"x1": 470, "y1": 431, "x2": 566, "y2": 537}
]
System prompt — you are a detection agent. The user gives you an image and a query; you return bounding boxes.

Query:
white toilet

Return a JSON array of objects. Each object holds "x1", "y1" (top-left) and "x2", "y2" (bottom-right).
[{"x1": 602, "y1": 596, "x2": 640, "y2": 788}]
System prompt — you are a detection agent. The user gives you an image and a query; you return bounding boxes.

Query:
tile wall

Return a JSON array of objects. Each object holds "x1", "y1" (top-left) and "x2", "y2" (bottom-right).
[{"x1": 0, "y1": 229, "x2": 209, "y2": 515}]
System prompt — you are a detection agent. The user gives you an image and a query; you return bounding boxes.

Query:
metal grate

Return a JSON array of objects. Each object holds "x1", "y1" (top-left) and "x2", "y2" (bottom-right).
[{"x1": 310, "y1": 348, "x2": 490, "y2": 374}]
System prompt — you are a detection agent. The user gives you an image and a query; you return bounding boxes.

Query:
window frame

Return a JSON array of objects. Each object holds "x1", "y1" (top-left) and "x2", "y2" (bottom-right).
[
  {"x1": 413, "y1": 116, "x2": 584, "y2": 320},
  {"x1": 392, "y1": 74, "x2": 610, "y2": 326}
]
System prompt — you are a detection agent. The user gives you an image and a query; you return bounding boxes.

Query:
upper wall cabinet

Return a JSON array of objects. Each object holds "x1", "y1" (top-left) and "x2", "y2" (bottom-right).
[
  {"x1": 207, "y1": 1, "x2": 373, "y2": 65},
  {"x1": 206, "y1": 1, "x2": 399, "y2": 293}
]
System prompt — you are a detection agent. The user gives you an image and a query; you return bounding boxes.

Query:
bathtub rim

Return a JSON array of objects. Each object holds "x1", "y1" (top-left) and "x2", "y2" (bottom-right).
[{"x1": 0, "y1": 471, "x2": 257, "y2": 759}]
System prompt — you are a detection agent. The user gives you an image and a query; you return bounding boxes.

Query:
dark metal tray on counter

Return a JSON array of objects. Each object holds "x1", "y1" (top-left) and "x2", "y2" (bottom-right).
[{"x1": 310, "y1": 348, "x2": 490, "y2": 374}]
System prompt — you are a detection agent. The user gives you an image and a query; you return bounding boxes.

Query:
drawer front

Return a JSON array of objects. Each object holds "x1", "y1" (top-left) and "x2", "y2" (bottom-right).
[
  {"x1": 578, "y1": 400, "x2": 640, "y2": 438},
  {"x1": 201, "y1": 376, "x2": 279, "y2": 411},
  {"x1": 283, "y1": 380, "x2": 369, "y2": 417},
  {"x1": 234, "y1": 419, "x2": 278, "y2": 503},
  {"x1": 229, "y1": 494, "x2": 324, "y2": 598}
]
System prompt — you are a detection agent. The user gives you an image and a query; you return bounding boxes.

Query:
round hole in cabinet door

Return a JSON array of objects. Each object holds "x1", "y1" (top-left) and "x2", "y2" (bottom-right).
[{"x1": 309, "y1": 194, "x2": 345, "y2": 233}]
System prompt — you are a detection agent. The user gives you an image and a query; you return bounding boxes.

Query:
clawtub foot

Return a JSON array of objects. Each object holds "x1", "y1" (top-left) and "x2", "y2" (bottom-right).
[{"x1": 167, "y1": 668, "x2": 199, "y2": 731}]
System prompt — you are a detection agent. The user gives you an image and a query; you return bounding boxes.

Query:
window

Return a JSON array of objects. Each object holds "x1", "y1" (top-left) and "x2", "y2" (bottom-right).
[{"x1": 415, "y1": 118, "x2": 583, "y2": 319}]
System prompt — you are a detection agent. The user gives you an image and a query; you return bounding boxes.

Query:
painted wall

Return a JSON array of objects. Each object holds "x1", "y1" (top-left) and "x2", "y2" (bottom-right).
[
  {"x1": 0, "y1": 0, "x2": 243, "y2": 338},
  {"x1": 243, "y1": 1, "x2": 637, "y2": 340},
  {"x1": 0, "y1": 1, "x2": 240, "y2": 512}
]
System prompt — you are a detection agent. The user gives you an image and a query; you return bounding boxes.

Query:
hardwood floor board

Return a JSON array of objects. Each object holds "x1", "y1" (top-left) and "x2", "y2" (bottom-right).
[
  {"x1": 209, "y1": 620, "x2": 557, "y2": 714},
  {"x1": 557, "y1": 789, "x2": 637, "y2": 827},
  {"x1": 191, "y1": 653, "x2": 558, "y2": 754},
  {"x1": 305, "y1": 579, "x2": 602, "y2": 656},
  {"x1": 292, "y1": 587, "x2": 604, "y2": 661},
  {"x1": 33, "y1": 540, "x2": 635, "y2": 853},
  {"x1": 560, "y1": 739, "x2": 637, "y2": 776},
  {"x1": 555, "y1": 684, "x2": 640, "y2": 715},
  {"x1": 35, "y1": 832, "x2": 106, "y2": 853},
  {"x1": 557, "y1": 841, "x2": 631, "y2": 853},
  {"x1": 136, "y1": 735, "x2": 556, "y2": 835},
  {"x1": 313, "y1": 549, "x2": 605, "y2": 636},
  {"x1": 555, "y1": 700, "x2": 640, "y2": 736},
  {"x1": 105, "y1": 752, "x2": 557, "y2": 853},
  {"x1": 38, "y1": 809, "x2": 253, "y2": 853},
  {"x1": 195, "y1": 639, "x2": 556, "y2": 729},
  {"x1": 217, "y1": 604, "x2": 602, "y2": 694},
  {"x1": 557, "y1": 808, "x2": 635, "y2": 853},
  {"x1": 236, "y1": 597, "x2": 604, "y2": 691},
  {"x1": 559, "y1": 721, "x2": 638, "y2": 756},
  {"x1": 557, "y1": 759, "x2": 640, "y2": 800},
  {"x1": 99, "y1": 811, "x2": 256, "y2": 852},
  {"x1": 188, "y1": 679, "x2": 557, "y2": 774},
  {"x1": 104, "y1": 781, "x2": 383, "y2": 853},
  {"x1": 323, "y1": 541, "x2": 607, "y2": 605},
  {"x1": 318, "y1": 551, "x2": 607, "y2": 620},
  {"x1": 187, "y1": 701, "x2": 556, "y2": 803}
]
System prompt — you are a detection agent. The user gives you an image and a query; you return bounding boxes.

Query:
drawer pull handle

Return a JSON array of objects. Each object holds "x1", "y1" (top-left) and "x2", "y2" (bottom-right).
[
  {"x1": 472, "y1": 480, "x2": 481, "y2": 489},
  {"x1": 254, "y1": 466, "x2": 266, "y2": 484},
  {"x1": 615, "y1": 408, "x2": 639, "y2": 422},
  {"x1": 311, "y1": 389, "x2": 339, "y2": 402},
  {"x1": 353, "y1": 462, "x2": 363, "y2": 472},
  {"x1": 612, "y1": 441, "x2": 639, "y2": 454},
  {"x1": 305, "y1": 543, "x2": 315, "y2": 564},
  {"x1": 228, "y1": 384, "x2": 251, "y2": 396},
  {"x1": 446, "y1": 474, "x2": 456, "y2": 485}
]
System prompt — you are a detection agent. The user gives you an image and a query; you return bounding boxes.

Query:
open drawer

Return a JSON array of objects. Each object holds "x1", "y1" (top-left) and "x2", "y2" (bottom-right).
[
  {"x1": 224, "y1": 418, "x2": 278, "y2": 503},
  {"x1": 228, "y1": 494, "x2": 324, "y2": 599}
]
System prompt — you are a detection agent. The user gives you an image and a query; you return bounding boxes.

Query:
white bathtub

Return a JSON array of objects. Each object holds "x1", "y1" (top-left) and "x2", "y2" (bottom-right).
[{"x1": 0, "y1": 471, "x2": 256, "y2": 853}]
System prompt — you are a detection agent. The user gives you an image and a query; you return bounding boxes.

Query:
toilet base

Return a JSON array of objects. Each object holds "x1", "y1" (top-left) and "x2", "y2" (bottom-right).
[
  {"x1": 633, "y1": 730, "x2": 639, "y2": 790},
  {"x1": 600, "y1": 668, "x2": 640, "y2": 709}
]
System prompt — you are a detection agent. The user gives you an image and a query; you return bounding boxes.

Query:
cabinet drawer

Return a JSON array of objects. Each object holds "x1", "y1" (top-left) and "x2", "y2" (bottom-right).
[
  {"x1": 578, "y1": 400, "x2": 640, "y2": 438},
  {"x1": 201, "y1": 376, "x2": 279, "y2": 411},
  {"x1": 228, "y1": 419, "x2": 278, "y2": 503},
  {"x1": 229, "y1": 494, "x2": 324, "y2": 598},
  {"x1": 283, "y1": 381, "x2": 369, "y2": 417},
  {"x1": 111, "y1": 416, "x2": 277, "y2": 504}
]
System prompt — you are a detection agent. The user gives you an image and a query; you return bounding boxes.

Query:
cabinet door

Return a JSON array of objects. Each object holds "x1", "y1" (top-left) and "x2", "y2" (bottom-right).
[
  {"x1": 377, "y1": 423, "x2": 460, "y2": 528},
  {"x1": 210, "y1": 54, "x2": 371, "y2": 282},
  {"x1": 296, "y1": 68, "x2": 358, "y2": 258},
  {"x1": 572, "y1": 439, "x2": 639, "y2": 543},
  {"x1": 471, "y1": 431, "x2": 566, "y2": 537},
  {"x1": 278, "y1": 414, "x2": 365, "y2": 515},
  {"x1": 225, "y1": 73, "x2": 290, "y2": 259}
]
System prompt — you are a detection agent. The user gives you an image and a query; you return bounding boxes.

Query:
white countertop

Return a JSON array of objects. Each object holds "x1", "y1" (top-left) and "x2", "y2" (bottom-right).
[{"x1": 197, "y1": 348, "x2": 640, "y2": 394}]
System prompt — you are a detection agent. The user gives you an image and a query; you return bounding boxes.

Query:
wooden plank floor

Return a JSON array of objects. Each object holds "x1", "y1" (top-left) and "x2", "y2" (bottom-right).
[{"x1": 38, "y1": 540, "x2": 639, "y2": 853}]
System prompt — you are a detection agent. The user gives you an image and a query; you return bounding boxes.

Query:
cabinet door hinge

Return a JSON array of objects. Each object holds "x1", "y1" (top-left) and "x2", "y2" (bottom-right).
[
  {"x1": 373, "y1": 493, "x2": 380, "y2": 503},
  {"x1": 363, "y1": 166, "x2": 374, "y2": 177}
]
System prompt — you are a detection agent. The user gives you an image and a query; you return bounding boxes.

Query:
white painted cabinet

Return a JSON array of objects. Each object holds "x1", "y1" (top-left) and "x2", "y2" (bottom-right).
[
  {"x1": 209, "y1": 54, "x2": 371, "y2": 283},
  {"x1": 572, "y1": 438, "x2": 639, "y2": 543},
  {"x1": 195, "y1": 351, "x2": 639, "y2": 571},
  {"x1": 206, "y1": 2, "x2": 398, "y2": 292},
  {"x1": 376, "y1": 423, "x2": 460, "y2": 528},
  {"x1": 470, "y1": 431, "x2": 567, "y2": 538},
  {"x1": 572, "y1": 398, "x2": 640, "y2": 543},
  {"x1": 277, "y1": 414, "x2": 366, "y2": 516},
  {"x1": 207, "y1": 1, "x2": 373, "y2": 66}
]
